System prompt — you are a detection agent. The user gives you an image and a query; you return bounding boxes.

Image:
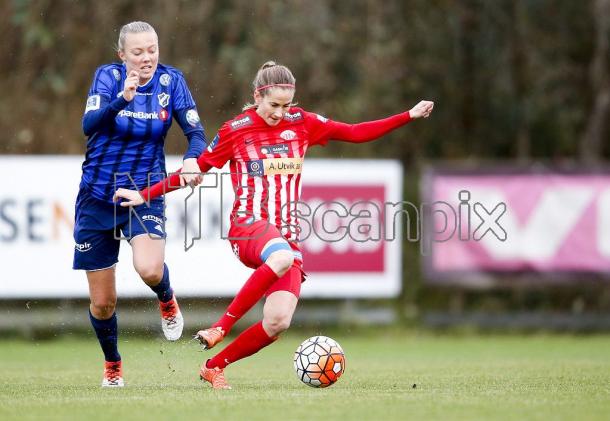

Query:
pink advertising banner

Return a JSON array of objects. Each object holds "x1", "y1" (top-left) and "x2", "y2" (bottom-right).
[{"x1": 422, "y1": 168, "x2": 610, "y2": 285}]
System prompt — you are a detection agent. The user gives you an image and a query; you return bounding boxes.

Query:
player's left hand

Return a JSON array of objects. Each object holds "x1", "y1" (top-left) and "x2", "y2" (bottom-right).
[
  {"x1": 113, "y1": 188, "x2": 145, "y2": 207},
  {"x1": 409, "y1": 100, "x2": 434, "y2": 119},
  {"x1": 122, "y1": 70, "x2": 139, "y2": 102},
  {"x1": 180, "y1": 158, "x2": 203, "y2": 187}
]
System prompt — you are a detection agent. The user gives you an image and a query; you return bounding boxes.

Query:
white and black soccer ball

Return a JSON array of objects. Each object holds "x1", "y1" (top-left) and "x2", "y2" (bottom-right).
[{"x1": 293, "y1": 335, "x2": 346, "y2": 388}]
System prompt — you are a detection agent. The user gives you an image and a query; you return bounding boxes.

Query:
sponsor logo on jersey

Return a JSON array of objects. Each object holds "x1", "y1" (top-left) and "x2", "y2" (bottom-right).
[
  {"x1": 112, "y1": 69, "x2": 121, "y2": 81},
  {"x1": 142, "y1": 214, "x2": 164, "y2": 225},
  {"x1": 316, "y1": 114, "x2": 328, "y2": 123},
  {"x1": 75, "y1": 242, "x2": 92, "y2": 252},
  {"x1": 247, "y1": 157, "x2": 303, "y2": 176},
  {"x1": 159, "y1": 73, "x2": 171, "y2": 86},
  {"x1": 118, "y1": 110, "x2": 159, "y2": 119},
  {"x1": 261, "y1": 144, "x2": 290, "y2": 155},
  {"x1": 265, "y1": 157, "x2": 303, "y2": 175},
  {"x1": 159, "y1": 108, "x2": 169, "y2": 122},
  {"x1": 157, "y1": 92, "x2": 170, "y2": 108},
  {"x1": 280, "y1": 130, "x2": 297, "y2": 141},
  {"x1": 85, "y1": 95, "x2": 100, "y2": 113},
  {"x1": 116, "y1": 91, "x2": 153, "y2": 97},
  {"x1": 246, "y1": 160, "x2": 264, "y2": 176},
  {"x1": 186, "y1": 109, "x2": 200, "y2": 127},
  {"x1": 230, "y1": 116, "x2": 253, "y2": 130},
  {"x1": 284, "y1": 111, "x2": 303, "y2": 122}
]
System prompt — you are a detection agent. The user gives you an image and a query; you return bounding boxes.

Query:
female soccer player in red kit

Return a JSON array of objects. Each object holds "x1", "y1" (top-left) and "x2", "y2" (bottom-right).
[{"x1": 114, "y1": 61, "x2": 433, "y2": 389}]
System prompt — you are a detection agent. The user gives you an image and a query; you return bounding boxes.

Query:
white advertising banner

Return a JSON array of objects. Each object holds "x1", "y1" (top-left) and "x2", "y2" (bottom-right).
[{"x1": 0, "y1": 156, "x2": 402, "y2": 298}]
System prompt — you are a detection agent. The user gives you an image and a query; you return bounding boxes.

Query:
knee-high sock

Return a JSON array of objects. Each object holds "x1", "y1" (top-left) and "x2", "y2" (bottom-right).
[
  {"x1": 212, "y1": 264, "x2": 278, "y2": 334},
  {"x1": 89, "y1": 311, "x2": 121, "y2": 362},
  {"x1": 150, "y1": 264, "x2": 173, "y2": 303},
  {"x1": 207, "y1": 321, "x2": 276, "y2": 369}
]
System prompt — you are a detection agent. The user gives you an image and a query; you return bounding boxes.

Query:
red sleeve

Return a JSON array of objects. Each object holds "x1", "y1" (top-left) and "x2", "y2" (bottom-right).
[
  {"x1": 198, "y1": 122, "x2": 233, "y2": 169},
  {"x1": 305, "y1": 110, "x2": 412, "y2": 146},
  {"x1": 140, "y1": 171, "x2": 183, "y2": 201},
  {"x1": 140, "y1": 123, "x2": 233, "y2": 201}
]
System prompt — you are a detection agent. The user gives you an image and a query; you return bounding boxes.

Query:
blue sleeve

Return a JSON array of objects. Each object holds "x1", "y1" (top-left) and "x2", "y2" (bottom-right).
[
  {"x1": 172, "y1": 72, "x2": 206, "y2": 159},
  {"x1": 82, "y1": 96, "x2": 129, "y2": 136},
  {"x1": 184, "y1": 130, "x2": 207, "y2": 159},
  {"x1": 171, "y1": 71, "x2": 197, "y2": 110},
  {"x1": 175, "y1": 108, "x2": 207, "y2": 159},
  {"x1": 81, "y1": 67, "x2": 128, "y2": 136}
]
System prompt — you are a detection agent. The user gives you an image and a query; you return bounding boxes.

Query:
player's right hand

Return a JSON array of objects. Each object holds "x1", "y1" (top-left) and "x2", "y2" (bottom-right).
[
  {"x1": 122, "y1": 70, "x2": 139, "y2": 102},
  {"x1": 113, "y1": 188, "x2": 145, "y2": 207}
]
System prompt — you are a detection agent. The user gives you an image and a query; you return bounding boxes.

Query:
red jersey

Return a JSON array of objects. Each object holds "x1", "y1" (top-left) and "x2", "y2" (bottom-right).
[
  {"x1": 201, "y1": 107, "x2": 333, "y2": 240},
  {"x1": 143, "y1": 106, "x2": 412, "y2": 241}
]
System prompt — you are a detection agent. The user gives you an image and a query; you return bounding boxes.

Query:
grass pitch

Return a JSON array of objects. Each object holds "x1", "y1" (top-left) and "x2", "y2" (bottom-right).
[{"x1": 0, "y1": 331, "x2": 609, "y2": 421}]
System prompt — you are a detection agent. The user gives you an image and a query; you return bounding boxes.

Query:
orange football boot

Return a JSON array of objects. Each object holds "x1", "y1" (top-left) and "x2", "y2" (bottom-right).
[
  {"x1": 199, "y1": 363, "x2": 232, "y2": 390},
  {"x1": 194, "y1": 326, "x2": 225, "y2": 350}
]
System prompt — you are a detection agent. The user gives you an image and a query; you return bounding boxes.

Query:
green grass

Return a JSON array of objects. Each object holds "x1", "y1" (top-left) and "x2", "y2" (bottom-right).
[{"x1": 1, "y1": 331, "x2": 609, "y2": 420}]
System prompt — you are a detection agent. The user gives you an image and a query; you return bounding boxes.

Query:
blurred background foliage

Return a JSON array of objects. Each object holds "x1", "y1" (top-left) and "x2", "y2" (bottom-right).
[{"x1": 1, "y1": 0, "x2": 607, "y2": 165}]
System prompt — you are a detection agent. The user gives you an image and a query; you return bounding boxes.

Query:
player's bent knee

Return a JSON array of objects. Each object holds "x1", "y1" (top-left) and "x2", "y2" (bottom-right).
[
  {"x1": 265, "y1": 250, "x2": 294, "y2": 277},
  {"x1": 264, "y1": 312, "x2": 292, "y2": 336}
]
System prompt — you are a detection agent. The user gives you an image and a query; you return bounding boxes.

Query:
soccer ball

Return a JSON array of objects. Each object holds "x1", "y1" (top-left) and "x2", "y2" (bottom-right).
[{"x1": 293, "y1": 335, "x2": 345, "y2": 388}]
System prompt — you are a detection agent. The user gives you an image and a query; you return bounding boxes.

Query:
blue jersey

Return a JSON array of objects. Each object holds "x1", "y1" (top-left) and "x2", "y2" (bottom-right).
[{"x1": 80, "y1": 62, "x2": 206, "y2": 203}]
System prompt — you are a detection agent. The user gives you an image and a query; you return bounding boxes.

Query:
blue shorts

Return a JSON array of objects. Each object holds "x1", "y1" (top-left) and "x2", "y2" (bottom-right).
[{"x1": 72, "y1": 187, "x2": 166, "y2": 271}]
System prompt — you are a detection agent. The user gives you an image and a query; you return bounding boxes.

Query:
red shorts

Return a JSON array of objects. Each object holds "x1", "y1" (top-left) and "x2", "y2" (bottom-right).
[{"x1": 228, "y1": 220, "x2": 305, "y2": 298}]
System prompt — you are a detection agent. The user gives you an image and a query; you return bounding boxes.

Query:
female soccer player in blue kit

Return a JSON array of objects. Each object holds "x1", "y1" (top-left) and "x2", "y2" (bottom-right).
[{"x1": 73, "y1": 21, "x2": 206, "y2": 387}]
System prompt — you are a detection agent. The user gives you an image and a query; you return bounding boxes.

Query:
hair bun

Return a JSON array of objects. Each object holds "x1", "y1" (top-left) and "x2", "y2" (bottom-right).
[{"x1": 261, "y1": 61, "x2": 277, "y2": 70}]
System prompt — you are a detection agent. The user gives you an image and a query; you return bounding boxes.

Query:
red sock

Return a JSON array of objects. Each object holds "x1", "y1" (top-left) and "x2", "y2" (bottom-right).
[
  {"x1": 207, "y1": 321, "x2": 276, "y2": 369},
  {"x1": 212, "y1": 264, "x2": 278, "y2": 334}
]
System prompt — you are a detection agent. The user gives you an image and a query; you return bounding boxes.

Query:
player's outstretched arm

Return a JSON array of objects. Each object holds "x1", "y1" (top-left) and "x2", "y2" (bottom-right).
[
  {"x1": 112, "y1": 170, "x2": 190, "y2": 206},
  {"x1": 112, "y1": 155, "x2": 214, "y2": 206},
  {"x1": 319, "y1": 100, "x2": 434, "y2": 144}
]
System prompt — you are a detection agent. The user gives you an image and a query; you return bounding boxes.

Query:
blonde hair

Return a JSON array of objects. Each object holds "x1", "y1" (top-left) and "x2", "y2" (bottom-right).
[
  {"x1": 116, "y1": 21, "x2": 157, "y2": 52},
  {"x1": 243, "y1": 61, "x2": 296, "y2": 111}
]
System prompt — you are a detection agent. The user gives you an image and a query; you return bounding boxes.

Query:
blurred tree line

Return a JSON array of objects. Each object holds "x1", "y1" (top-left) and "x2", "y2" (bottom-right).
[{"x1": 1, "y1": 0, "x2": 608, "y2": 164}]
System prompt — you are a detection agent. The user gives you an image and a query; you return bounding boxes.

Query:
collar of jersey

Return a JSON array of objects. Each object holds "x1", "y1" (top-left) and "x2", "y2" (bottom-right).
[{"x1": 136, "y1": 73, "x2": 156, "y2": 91}]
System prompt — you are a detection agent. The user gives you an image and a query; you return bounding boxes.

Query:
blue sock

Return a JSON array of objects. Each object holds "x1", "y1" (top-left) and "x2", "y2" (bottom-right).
[
  {"x1": 150, "y1": 263, "x2": 174, "y2": 303},
  {"x1": 89, "y1": 311, "x2": 121, "y2": 362}
]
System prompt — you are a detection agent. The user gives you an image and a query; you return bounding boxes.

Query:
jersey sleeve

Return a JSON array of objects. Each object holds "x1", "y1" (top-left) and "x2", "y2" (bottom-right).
[
  {"x1": 171, "y1": 71, "x2": 206, "y2": 158},
  {"x1": 140, "y1": 124, "x2": 232, "y2": 201},
  {"x1": 171, "y1": 71, "x2": 197, "y2": 111},
  {"x1": 87, "y1": 66, "x2": 117, "y2": 102},
  {"x1": 82, "y1": 66, "x2": 128, "y2": 136},
  {"x1": 197, "y1": 122, "x2": 233, "y2": 170},
  {"x1": 304, "y1": 110, "x2": 412, "y2": 146}
]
